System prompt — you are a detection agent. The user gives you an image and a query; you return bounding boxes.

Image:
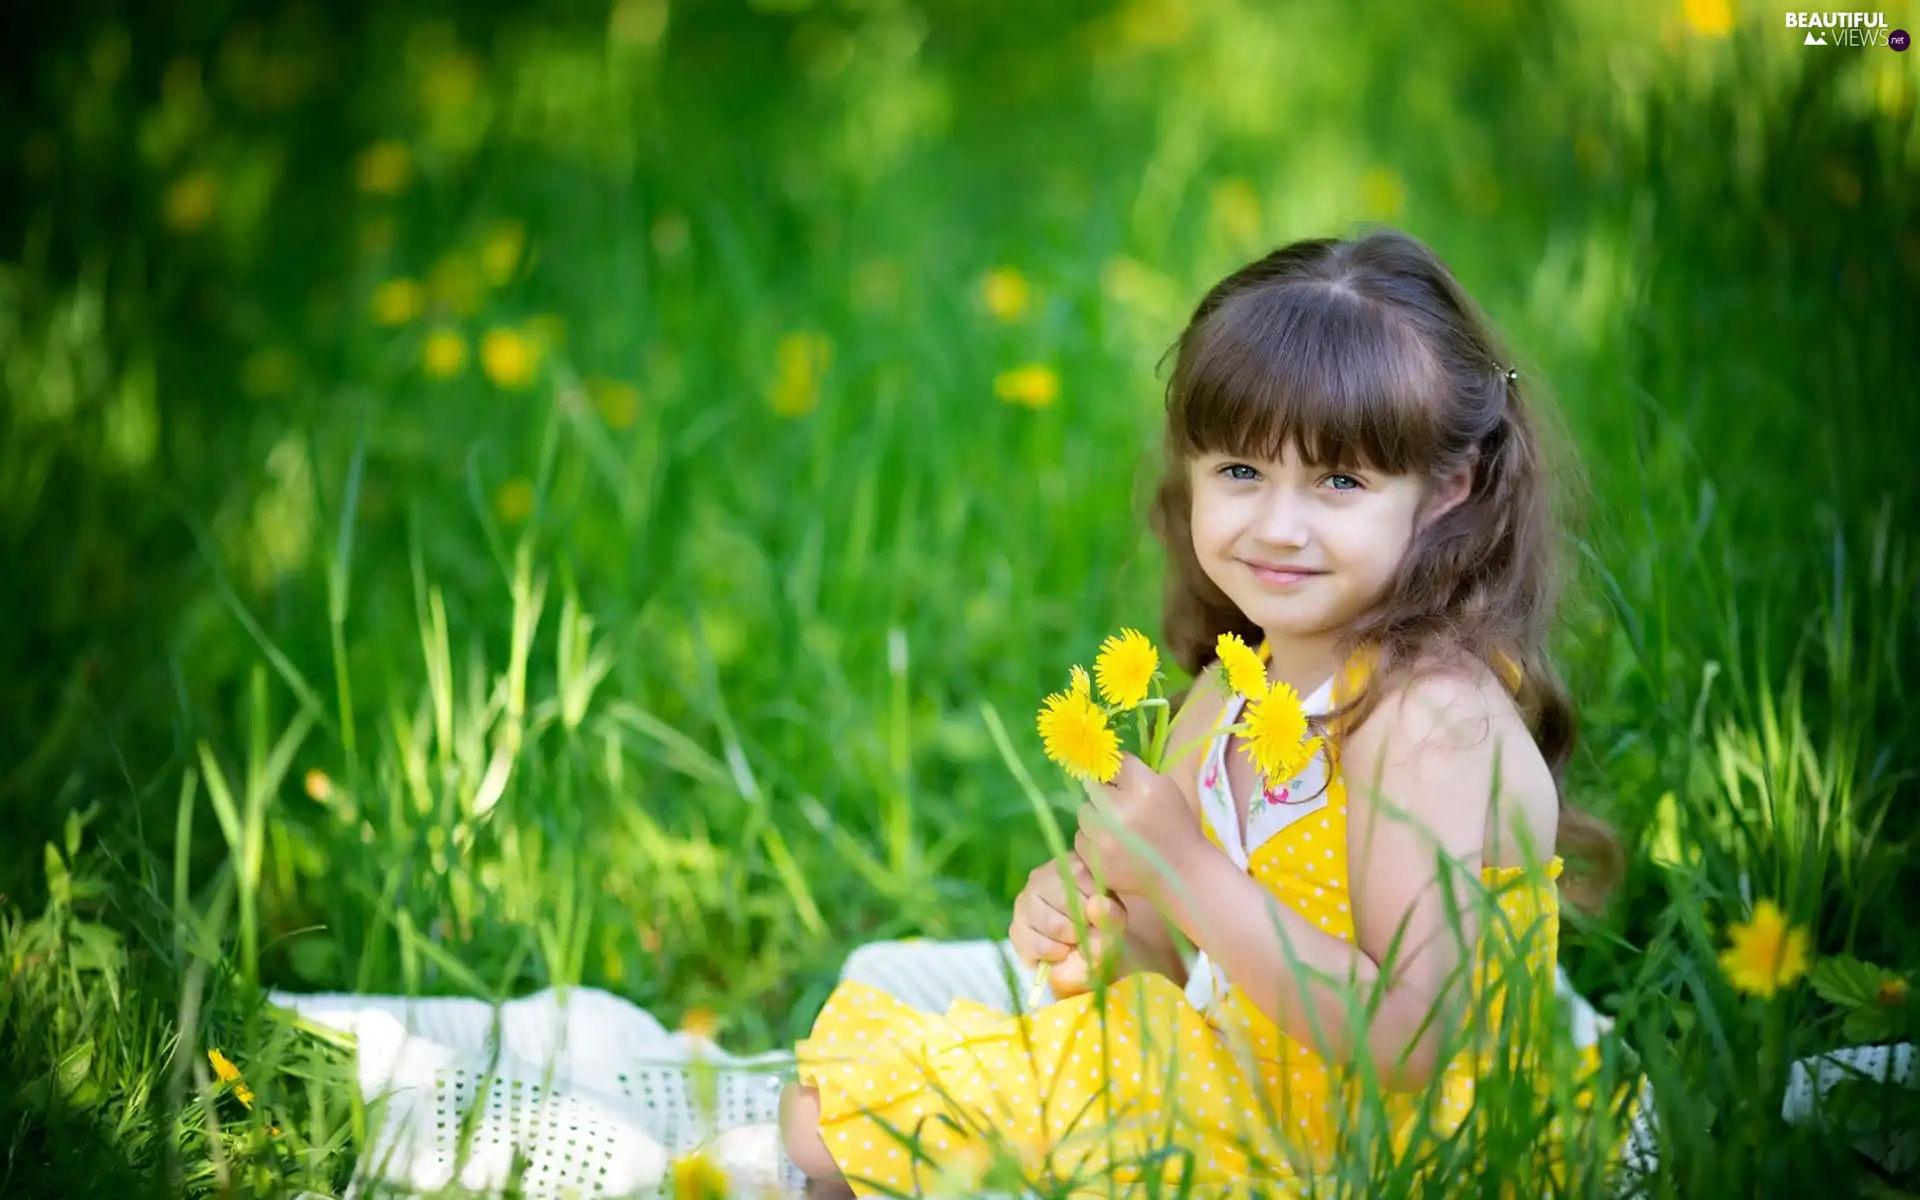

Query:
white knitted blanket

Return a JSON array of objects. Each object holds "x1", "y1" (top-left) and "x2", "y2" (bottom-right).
[{"x1": 272, "y1": 939, "x2": 1910, "y2": 1199}]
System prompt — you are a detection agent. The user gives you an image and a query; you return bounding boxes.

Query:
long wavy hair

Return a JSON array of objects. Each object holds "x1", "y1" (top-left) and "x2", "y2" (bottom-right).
[{"x1": 1148, "y1": 227, "x2": 1621, "y2": 908}]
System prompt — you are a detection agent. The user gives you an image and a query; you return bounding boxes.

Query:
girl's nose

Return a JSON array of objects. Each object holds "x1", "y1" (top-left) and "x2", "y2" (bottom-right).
[{"x1": 1252, "y1": 488, "x2": 1311, "y2": 547}]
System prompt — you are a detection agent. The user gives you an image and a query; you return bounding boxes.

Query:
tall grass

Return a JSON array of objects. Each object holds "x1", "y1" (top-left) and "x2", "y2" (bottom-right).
[{"x1": 3, "y1": 0, "x2": 1917, "y2": 1195}]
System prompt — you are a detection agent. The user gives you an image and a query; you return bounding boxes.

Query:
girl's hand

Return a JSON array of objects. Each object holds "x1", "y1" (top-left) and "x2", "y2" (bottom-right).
[
  {"x1": 1074, "y1": 753, "x2": 1207, "y2": 897},
  {"x1": 1010, "y1": 853, "x2": 1127, "y2": 998}
]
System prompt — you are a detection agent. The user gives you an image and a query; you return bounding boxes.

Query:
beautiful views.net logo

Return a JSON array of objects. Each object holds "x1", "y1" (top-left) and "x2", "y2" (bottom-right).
[{"x1": 1784, "y1": 11, "x2": 1909, "y2": 49}]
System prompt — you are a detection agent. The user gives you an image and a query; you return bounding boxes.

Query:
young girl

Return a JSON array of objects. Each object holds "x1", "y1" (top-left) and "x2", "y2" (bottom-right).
[{"x1": 778, "y1": 228, "x2": 1623, "y2": 1196}]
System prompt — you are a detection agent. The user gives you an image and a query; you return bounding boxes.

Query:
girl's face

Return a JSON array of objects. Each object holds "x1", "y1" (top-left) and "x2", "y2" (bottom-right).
[{"x1": 1187, "y1": 444, "x2": 1465, "y2": 644}]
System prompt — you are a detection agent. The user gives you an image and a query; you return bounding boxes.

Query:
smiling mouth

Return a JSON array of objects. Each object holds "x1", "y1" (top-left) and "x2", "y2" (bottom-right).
[{"x1": 1242, "y1": 561, "x2": 1326, "y2": 584}]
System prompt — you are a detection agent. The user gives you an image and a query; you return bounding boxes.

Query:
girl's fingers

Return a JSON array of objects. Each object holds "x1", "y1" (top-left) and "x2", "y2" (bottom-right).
[{"x1": 1012, "y1": 925, "x2": 1074, "y2": 965}]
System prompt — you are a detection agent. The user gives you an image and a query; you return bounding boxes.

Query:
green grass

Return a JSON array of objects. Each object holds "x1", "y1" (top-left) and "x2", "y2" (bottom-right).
[{"x1": 3, "y1": 0, "x2": 1919, "y2": 1195}]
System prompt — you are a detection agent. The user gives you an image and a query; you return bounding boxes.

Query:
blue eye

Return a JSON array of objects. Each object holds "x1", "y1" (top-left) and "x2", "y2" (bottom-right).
[
  {"x1": 1324, "y1": 473, "x2": 1362, "y2": 491},
  {"x1": 1220, "y1": 463, "x2": 1260, "y2": 482}
]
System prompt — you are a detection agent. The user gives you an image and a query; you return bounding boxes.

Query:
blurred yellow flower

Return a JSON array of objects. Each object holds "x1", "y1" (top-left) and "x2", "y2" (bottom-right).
[
  {"x1": 1877, "y1": 977, "x2": 1910, "y2": 1006},
  {"x1": 355, "y1": 140, "x2": 413, "y2": 194},
  {"x1": 527, "y1": 313, "x2": 567, "y2": 351},
  {"x1": 480, "y1": 220, "x2": 526, "y2": 285},
  {"x1": 422, "y1": 328, "x2": 468, "y2": 379},
  {"x1": 610, "y1": 0, "x2": 671, "y2": 48},
  {"x1": 303, "y1": 769, "x2": 332, "y2": 802},
  {"x1": 1094, "y1": 628, "x2": 1159, "y2": 711},
  {"x1": 495, "y1": 479, "x2": 535, "y2": 524},
  {"x1": 1359, "y1": 167, "x2": 1407, "y2": 221},
  {"x1": 1827, "y1": 161, "x2": 1862, "y2": 209},
  {"x1": 1242, "y1": 681, "x2": 1322, "y2": 786},
  {"x1": 980, "y1": 267, "x2": 1031, "y2": 321},
  {"x1": 588, "y1": 376, "x2": 640, "y2": 429},
  {"x1": 163, "y1": 170, "x2": 219, "y2": 232},
  {"x1": 358, "y1": 216, "x2": 398, "y2": 258},
  {"x1": 481, "y1": 328, "x2": 540, "y2": 388},
  {"x1": 207, "y1": 1049, "x2": 255, "y2": 1108},
  {"x1": 428, "y1": 255, "x2": 486, "y2": 316},
  {"x1": 772, "y1": 331, "x2": 832, "y2": 417},
  {"x1": 994, "y1": 364, "x2": 1059, "y2": 410},
  {"x1": 679, "y1": 1007, "x2": 719, "y2": 1041},
  {"x1": 371, "y1": 278, "x2": 425, "y2": 326},
  {"x1": 1037, "y1": 669, "x2": 1121, "y2": 784},
  {"x1": 1214, "y1": 633, "x2": 1268, "y2": 698},
  {"x1": 240, "y1": 348, "x2": 299, "y2": 397},
  {"x1": 1682, "y1": 0, "x2": 1734, "y2": 37},
  {"x1": 670, "y1": 1152, "x2": 730, "y2": 1200},
  {"x1": 1719, "y1": 900, "x2": 1810, "y2": 998},
  {"x1": 1209, "y1": 178, "x2": 1263, "y2": 247},
  {"x1": 852, "y1": 257, "x2": 900, "y2": 311},
  {"x1": 163, "y1": 57, "x2": 202, "y2": 106},
  {"x1": 1117, "y1": 0, "x2": 1193, "y2": 46},
  {"x1": 651, "y1": 210, "x2": 691, "y2": 259},
  {"x1": 421, "y1": 51, "x2": 484, "y2": 113}
]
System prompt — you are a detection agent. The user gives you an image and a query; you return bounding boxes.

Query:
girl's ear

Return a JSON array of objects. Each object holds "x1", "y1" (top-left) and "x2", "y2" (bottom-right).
[{"x1": 1420, "y1": 453, "x2": 1477, "y2": 530}]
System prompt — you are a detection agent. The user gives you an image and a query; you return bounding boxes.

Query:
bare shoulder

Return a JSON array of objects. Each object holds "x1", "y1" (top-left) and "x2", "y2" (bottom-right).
[
  {"x1": 1346, "y1": 654, "x2": 1526, "y2": 769},
  {"x1": 1342, "y1": 653, "x2": 1558, "y2": 864}
]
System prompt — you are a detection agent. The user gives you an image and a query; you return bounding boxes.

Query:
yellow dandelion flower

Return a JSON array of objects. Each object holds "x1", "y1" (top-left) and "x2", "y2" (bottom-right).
[
  {"x1": 1719, "y1": 900, "x2": 1811, "y2": 999},
  {"x1": 852, "y1": 257, "x2": 900, "y2": 311},
  {"x1": 495, "y1": 479, "x2": 535, "y2": 524},
  {"x1": 679, "y1": 1007, "x2": 719, "y2": 1041},
  {"x1": 650, "y1": 210, "x2": 691, "y2": 258},
  {"x1": 422, "y1": 328, "x2": 468, "y2": 379},
  {"x1": 480, "y1": 327, "x2": 540, "y2": 389},
  {"x1": 1069, "y1": 663, "x2": 1092, "y2": 699},
  {"x1": 1681, "y1": 0, "x2": 1733, "y2": 37},
  {"x1": 163, "y1": 170, "x2": 219, "y2": 232},
  {"x1": 358, "y1": 215, "x2": 398, "y2": 258},
  {"x1": 240, "y1": 347, "x2": 299, "y2": 397},
  {"x1": 420, "y1": 51, "x2": 483, "y2": 114},
  {"x1": 526, "y1": 312, "x2": 567, "y2": 351},
  {"x1": 1037, "y1": 677, "x2": 1121, "y2": 784},
  {"x1": 428, "y1": 254, "x2": 486, "y2": 316},
  {"x1": 1214, "y1": 633, "x2": 1268, "y2": 698},
  {"x1": 588, "y1": 376, "x2": 640, "y2": 429},
  {"x1": 1209, "y1": 178, "x2": 1263, "y2": 247},
  {"x1": 207, "y1": 1049, "x2": 256, "y2": 1108},
  {"x1": 303, "y1": 769, "x2": 332, "y2": 802},
  {"x1": 610, "y1": 0, "x2": 671, "y2": 49},
  {"x1": 670, "y1": 1151, "x2": 730, "y2": 1200},
  {"x1": 370, "y1": 278, "x2": 425, "y2": 326},
  {"x1": 1094, "y1": 628, "x2": 1159, "y2": 710},
  {"x1": 1358, "y1": 166, "x2": 1407, "y2": 221},
  {"x1": 994, "y1": 363, "x2": 1059, "y2": 410},
  {"x1": 980, "y1": 267, "x2": 1030, "y2": 321},
  {"x1": 1241, "y1": 681, "x2": 1322, "y2": 786},
  {"x1": 771, "y1": 331, "x2": 832, "y2": 418},
  {"x1": 355, "y1": 140, "x2": 413, "y2": 194},
  {"x1": 480, "y1": 220, "x2": 526, "y2": 285}
]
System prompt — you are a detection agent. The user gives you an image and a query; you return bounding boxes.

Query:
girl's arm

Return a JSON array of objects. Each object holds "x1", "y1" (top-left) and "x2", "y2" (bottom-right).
[{"x1": 1152, "y1": 670, "x2": 1503, "y2": 1091}]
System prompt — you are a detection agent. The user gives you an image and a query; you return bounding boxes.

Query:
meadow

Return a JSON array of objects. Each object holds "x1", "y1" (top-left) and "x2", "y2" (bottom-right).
[{"x1": 2, "y1": 0, "x2": 1918, "y2": 1196}]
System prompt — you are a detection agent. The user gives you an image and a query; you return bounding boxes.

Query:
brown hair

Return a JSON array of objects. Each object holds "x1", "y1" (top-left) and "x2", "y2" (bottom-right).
[{"x1": 1147, "y1": 227, "x2": 1621, "y2": 909}]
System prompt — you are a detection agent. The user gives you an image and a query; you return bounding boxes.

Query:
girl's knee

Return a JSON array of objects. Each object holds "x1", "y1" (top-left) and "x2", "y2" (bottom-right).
[{"x1": 779, "y1": 1082, "x2": 843, "y2": 1183}]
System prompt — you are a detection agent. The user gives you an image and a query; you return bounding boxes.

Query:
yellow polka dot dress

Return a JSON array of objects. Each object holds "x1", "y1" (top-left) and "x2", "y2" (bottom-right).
[{"x1": 796, "y1": 656, "x2": 1610, "y2": 1196}]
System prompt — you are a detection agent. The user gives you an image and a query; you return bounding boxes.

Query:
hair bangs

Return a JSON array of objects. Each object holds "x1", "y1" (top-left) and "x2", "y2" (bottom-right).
[{"x1": 1171, "y1": 282, "x2": 1448, "y2": 475}]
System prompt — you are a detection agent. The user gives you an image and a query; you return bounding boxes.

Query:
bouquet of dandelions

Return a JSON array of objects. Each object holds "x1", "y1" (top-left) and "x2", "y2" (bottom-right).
[{"x1": 1027, "y1": 629, "x2": 1321, "y2": 1005}]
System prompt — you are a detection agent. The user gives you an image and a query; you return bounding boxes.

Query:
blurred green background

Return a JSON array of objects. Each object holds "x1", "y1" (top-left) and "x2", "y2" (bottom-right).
[{"x1": 3, "y1": 0, "x2": 1918, "y2": 1195}]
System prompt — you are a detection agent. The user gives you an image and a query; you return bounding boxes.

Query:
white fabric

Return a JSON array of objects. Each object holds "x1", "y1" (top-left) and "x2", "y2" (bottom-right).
[
  {"x1": 1186, "y1": 674, "x2": 1337, "y2": 1016},
  {"x1": 273, "y1": 939, "x2": 1909, "y2": 1198}
]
